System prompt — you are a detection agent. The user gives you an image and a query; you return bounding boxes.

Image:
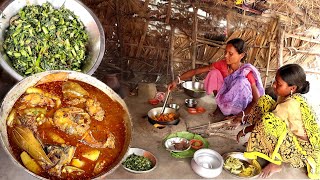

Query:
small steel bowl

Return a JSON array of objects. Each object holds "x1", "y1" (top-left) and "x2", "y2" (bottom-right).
[
  {"x1": 164, "y1": 137, "x2": 191, "y2": 152},
  {"x1": 185, "y1": 98, "x2": 197, "y2": 108},
  {"x1": 168, "y1": 103, "x2": 180, "y2": 110},
  {"x1": 122, "y1": 147, "x2": 157, "y2": 174},
  {"x1": 191, "y1": 149, "x2": 223, "y2": 178}
]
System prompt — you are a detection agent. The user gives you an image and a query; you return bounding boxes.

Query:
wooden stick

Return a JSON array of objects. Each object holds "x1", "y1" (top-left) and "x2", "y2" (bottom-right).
[
  {"x1": 169, "y1": 25, "x2": 175, "y2": 81},
  {"x1": 191, "y1": 5, "x2": 198, "y2": 82},
  {"x1": 165, "y1": 0, "x2": 172, "y2": 24},
  {"x1": 207, "y1": 132, "x2": 237, "y2": 142},
  {"x1": 285, "y1": 33, "x2": 320, "y2": 44},
  {"x1": 135, "y1": 20, "x2": 149, "y2": 58},
  {"x1": 278, "y1": 26, "x2": 285, "y2": 67},
  {"x1": 115, "y1": 0, "x2": 124, "y2": 80},
  {"x1": 264, "y1": 42, "x2": 273, "y2": 88}
]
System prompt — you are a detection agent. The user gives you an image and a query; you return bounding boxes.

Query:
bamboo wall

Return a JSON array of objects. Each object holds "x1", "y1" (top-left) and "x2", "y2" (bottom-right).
[{"x1": 81, "y1": 0, "x2": 320, "y2": 88}]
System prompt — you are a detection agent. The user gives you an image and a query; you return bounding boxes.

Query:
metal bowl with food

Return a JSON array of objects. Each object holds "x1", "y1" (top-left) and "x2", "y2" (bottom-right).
[
  {"x1": 222, "y1": 152, "x2": 261, "y2": 178},
  {"x1": 122, "y1": 147, "x2": 157, "y2": 174},
  {"x1": 0, "y1": 71, "x2": 132, "y2": 179},
  {"x1": 164, "y1": 137, "x2": 191, "y2": 152},
  {"x1": 181, "y1": 81, "x2": 206, "y2": 98},
  {"x1": 0, "y1": 0, "x2": 105, "y2": 81},
  {"x1": 147, "y1": 107, "x2": 180, "y2": 125}
]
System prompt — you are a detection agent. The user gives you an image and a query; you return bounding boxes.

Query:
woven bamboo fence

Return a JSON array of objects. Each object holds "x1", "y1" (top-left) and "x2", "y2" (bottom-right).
[{"x1": 81, "y1": 0, "x2": 320, "y2": 88}]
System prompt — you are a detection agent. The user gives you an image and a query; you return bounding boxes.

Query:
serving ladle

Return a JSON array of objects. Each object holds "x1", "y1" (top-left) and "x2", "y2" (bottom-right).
[{"x1": 160, "y1": 90, "x2": 171, "y2": 115}]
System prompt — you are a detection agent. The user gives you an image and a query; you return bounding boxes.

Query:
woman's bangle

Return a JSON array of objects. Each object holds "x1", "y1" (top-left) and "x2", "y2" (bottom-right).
[
  {"x1": 176, "y1": 76, "x2": 182, "y2": 84},
  {"x1": 241, "y1": 111, "x2": 246, "y2": 125}
]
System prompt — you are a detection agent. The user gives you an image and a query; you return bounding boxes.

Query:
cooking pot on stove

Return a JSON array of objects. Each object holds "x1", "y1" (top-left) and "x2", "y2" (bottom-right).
[{"x1": 147, "y1": 107, "x2": 180, "y2": 125}]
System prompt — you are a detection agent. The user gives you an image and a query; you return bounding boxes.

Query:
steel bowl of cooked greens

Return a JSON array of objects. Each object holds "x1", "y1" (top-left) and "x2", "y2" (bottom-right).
[
  {"x1": 122, "y1": 147, "x2": 157, "y2": 173},
  {"x1": 0, "y1": 0, "x2": 105, "y2": 81}
]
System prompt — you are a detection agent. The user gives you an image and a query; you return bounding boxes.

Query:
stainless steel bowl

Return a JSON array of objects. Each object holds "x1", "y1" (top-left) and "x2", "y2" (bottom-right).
[
  {"x1": 191, "y1": 149, "x2": 223, "y2": 178},
  {"x1": 168, "y1": 103, "x2": 180, "y2": 110},
  {"x1": 185, "y1": 98, "x2": 197, "y2": 108},
  {"x1": 181, "y1": 81, "x2": 206, "y2": 98},
  {"x1": 164, "y1": 137, "x2": 191, "y2": 152},
  {"x1": 122, "y1": 147, "x2": 157, "y2": 174},
  {"x1": 0, "y1": 0, "x2": 105, "y2": 81}
]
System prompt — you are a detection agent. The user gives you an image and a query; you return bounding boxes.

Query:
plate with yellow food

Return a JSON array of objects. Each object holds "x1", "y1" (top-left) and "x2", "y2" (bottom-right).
[{"x1": 222, "y1": 152, "x2": 261, "y2": 178}]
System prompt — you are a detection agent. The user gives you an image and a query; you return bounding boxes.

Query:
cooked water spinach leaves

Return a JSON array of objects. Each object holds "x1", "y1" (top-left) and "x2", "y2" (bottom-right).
[
  {"x1": 3, "y1": 2, "x2": 89, "y2": 76},
  {"x1": 122, "y1": 153, "x2": 153, "y2": 171}
]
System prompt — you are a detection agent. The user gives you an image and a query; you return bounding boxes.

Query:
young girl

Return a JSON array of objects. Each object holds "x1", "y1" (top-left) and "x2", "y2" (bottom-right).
[{"x1": 238, "y1": 64, "x2": 320, "y2": 179}]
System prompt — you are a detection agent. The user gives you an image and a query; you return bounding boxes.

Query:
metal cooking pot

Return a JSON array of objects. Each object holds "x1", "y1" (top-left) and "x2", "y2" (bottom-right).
[
  {"x1": 147, "y1": 107, "x2": 180, "y2": 125},
  {"x1": 181, "y1": 81, "x2": 206, "y2": 98},
  {"x1": 0, "y1": 70, "x2": 132, "y2": 179},
  {"x1": 0, "y1": 0, "x2": 105, "y2": 81}
]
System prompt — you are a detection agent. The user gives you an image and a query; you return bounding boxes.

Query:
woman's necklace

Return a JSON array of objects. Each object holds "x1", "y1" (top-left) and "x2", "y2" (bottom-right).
[{"x1": 227, "y1": 63, "x2": 242, "y2": 74}]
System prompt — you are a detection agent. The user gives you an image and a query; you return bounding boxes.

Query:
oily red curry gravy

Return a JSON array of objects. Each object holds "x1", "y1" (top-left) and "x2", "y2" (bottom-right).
[{"x1": 7, "y1": 80, "x2": 127, "y2": 179}]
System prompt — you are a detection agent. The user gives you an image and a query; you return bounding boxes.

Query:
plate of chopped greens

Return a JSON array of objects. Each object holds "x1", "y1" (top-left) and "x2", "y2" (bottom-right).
[
  {"x1": 222, "y1": 152, "x2": 261, "y2": 178},
  {"x1": 0, "y1": 0, "x2": 105, "y2": 80},
  {"x1": 122, "y1": 148, "x2": 157, "y2": 173}
]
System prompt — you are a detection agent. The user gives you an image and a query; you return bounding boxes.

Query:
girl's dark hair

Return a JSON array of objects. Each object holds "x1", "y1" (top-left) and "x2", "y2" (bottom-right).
[
  {"x1": 278, "y1": 64, "x2": 310, "y2": 94},
  {"x1": 227, "y1": 38, "x2": 246, "y2": 62}
]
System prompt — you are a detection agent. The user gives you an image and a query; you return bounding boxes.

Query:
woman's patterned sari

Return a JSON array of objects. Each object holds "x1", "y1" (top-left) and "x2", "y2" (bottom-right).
[
  {"x1": 244, "y1": 94, "x2": 320, "y2": 179},
  {"x1": 215, "y1": 63, "x2": 264, "y2": 116}
]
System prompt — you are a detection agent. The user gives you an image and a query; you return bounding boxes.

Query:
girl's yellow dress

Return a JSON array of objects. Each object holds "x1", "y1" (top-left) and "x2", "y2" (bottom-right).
[{"x1": 243, "y1": 94, "x2": 320, "y2": 179}]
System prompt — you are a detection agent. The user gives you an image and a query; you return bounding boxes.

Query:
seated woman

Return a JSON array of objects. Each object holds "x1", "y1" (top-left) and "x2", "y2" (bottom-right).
[
  {"x1": 168, "y1": 38, "x2": 264, "y2": 116},
  {"x1": 237, "y1": 64, "x2": 320, "y2": 179}
]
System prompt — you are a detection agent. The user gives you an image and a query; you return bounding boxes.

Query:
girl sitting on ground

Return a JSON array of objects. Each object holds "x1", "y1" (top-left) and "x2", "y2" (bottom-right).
[{"x1": 236, "y1": 64, "x2": 320, "y2": 179}]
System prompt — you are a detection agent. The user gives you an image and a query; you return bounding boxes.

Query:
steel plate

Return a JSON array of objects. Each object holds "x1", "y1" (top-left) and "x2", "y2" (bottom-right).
[{"x1": 222, "y1": 152, "x2": 261, "y2": 178}]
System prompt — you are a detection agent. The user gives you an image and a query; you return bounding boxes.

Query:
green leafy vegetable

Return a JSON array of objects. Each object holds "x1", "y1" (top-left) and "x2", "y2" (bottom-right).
[
  {"x1": 122, "y1": 153, "x2": 153, "y2": 171},
  {"x1": 3, "y1": 3, "x2": 89, "y2": 76}
]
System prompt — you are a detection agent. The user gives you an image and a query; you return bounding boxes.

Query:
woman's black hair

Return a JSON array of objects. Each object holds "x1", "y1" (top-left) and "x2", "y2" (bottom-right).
[
  {"x1": 227, "y1": 38, "x2": 246, "y2": 62},
  {"x1": 278, "y1": 64, "x2": 310, "y2": 94}
]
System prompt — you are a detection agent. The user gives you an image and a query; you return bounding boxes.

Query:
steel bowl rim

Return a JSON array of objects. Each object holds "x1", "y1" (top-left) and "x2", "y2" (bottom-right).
[
  {"x1": 164, "y1": 137, "x2": 191, "y2": 152},
  {"x1": 0, "y1": 0, "x2": 105, "y2": 81},
  {"x1": 147, "y1": 107, "x2": 180, "y2": 125},
  {"x1": 222, "y1": 152, "x2": 262, "y2": 178},
  {"x1": 122, "y1": 147, "x2": 158, "y2": 173}
]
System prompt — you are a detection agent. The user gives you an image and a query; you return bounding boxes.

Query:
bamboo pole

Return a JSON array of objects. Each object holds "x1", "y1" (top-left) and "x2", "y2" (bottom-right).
[
  {"x1": 278, "y1": 25, "x2": 285, "y2": 67},
  {"x1": 264, "y1": 42, "x2": 273, "y2": 88},
  {"x1": 115, "y1": 0, "x2": 124, "y2": 80},
  {"x1": 169, "y1": 25, "x2": 175, "y2": 81},
  {"x1": 165, "y1": 0, "x2": 172, "y2": 24},
  {"x1": 135, "y1": 20, "x2": 149, "y2": 58},
  {"x1": 191, "y1": 5, "x2": 198, "y2": 82},
  {"x1": 135, "y1": 0, "x2": 150, "y2": 58},
  {"x1": 285, "y1": 33, "x2": 320, "y2": 44}
]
